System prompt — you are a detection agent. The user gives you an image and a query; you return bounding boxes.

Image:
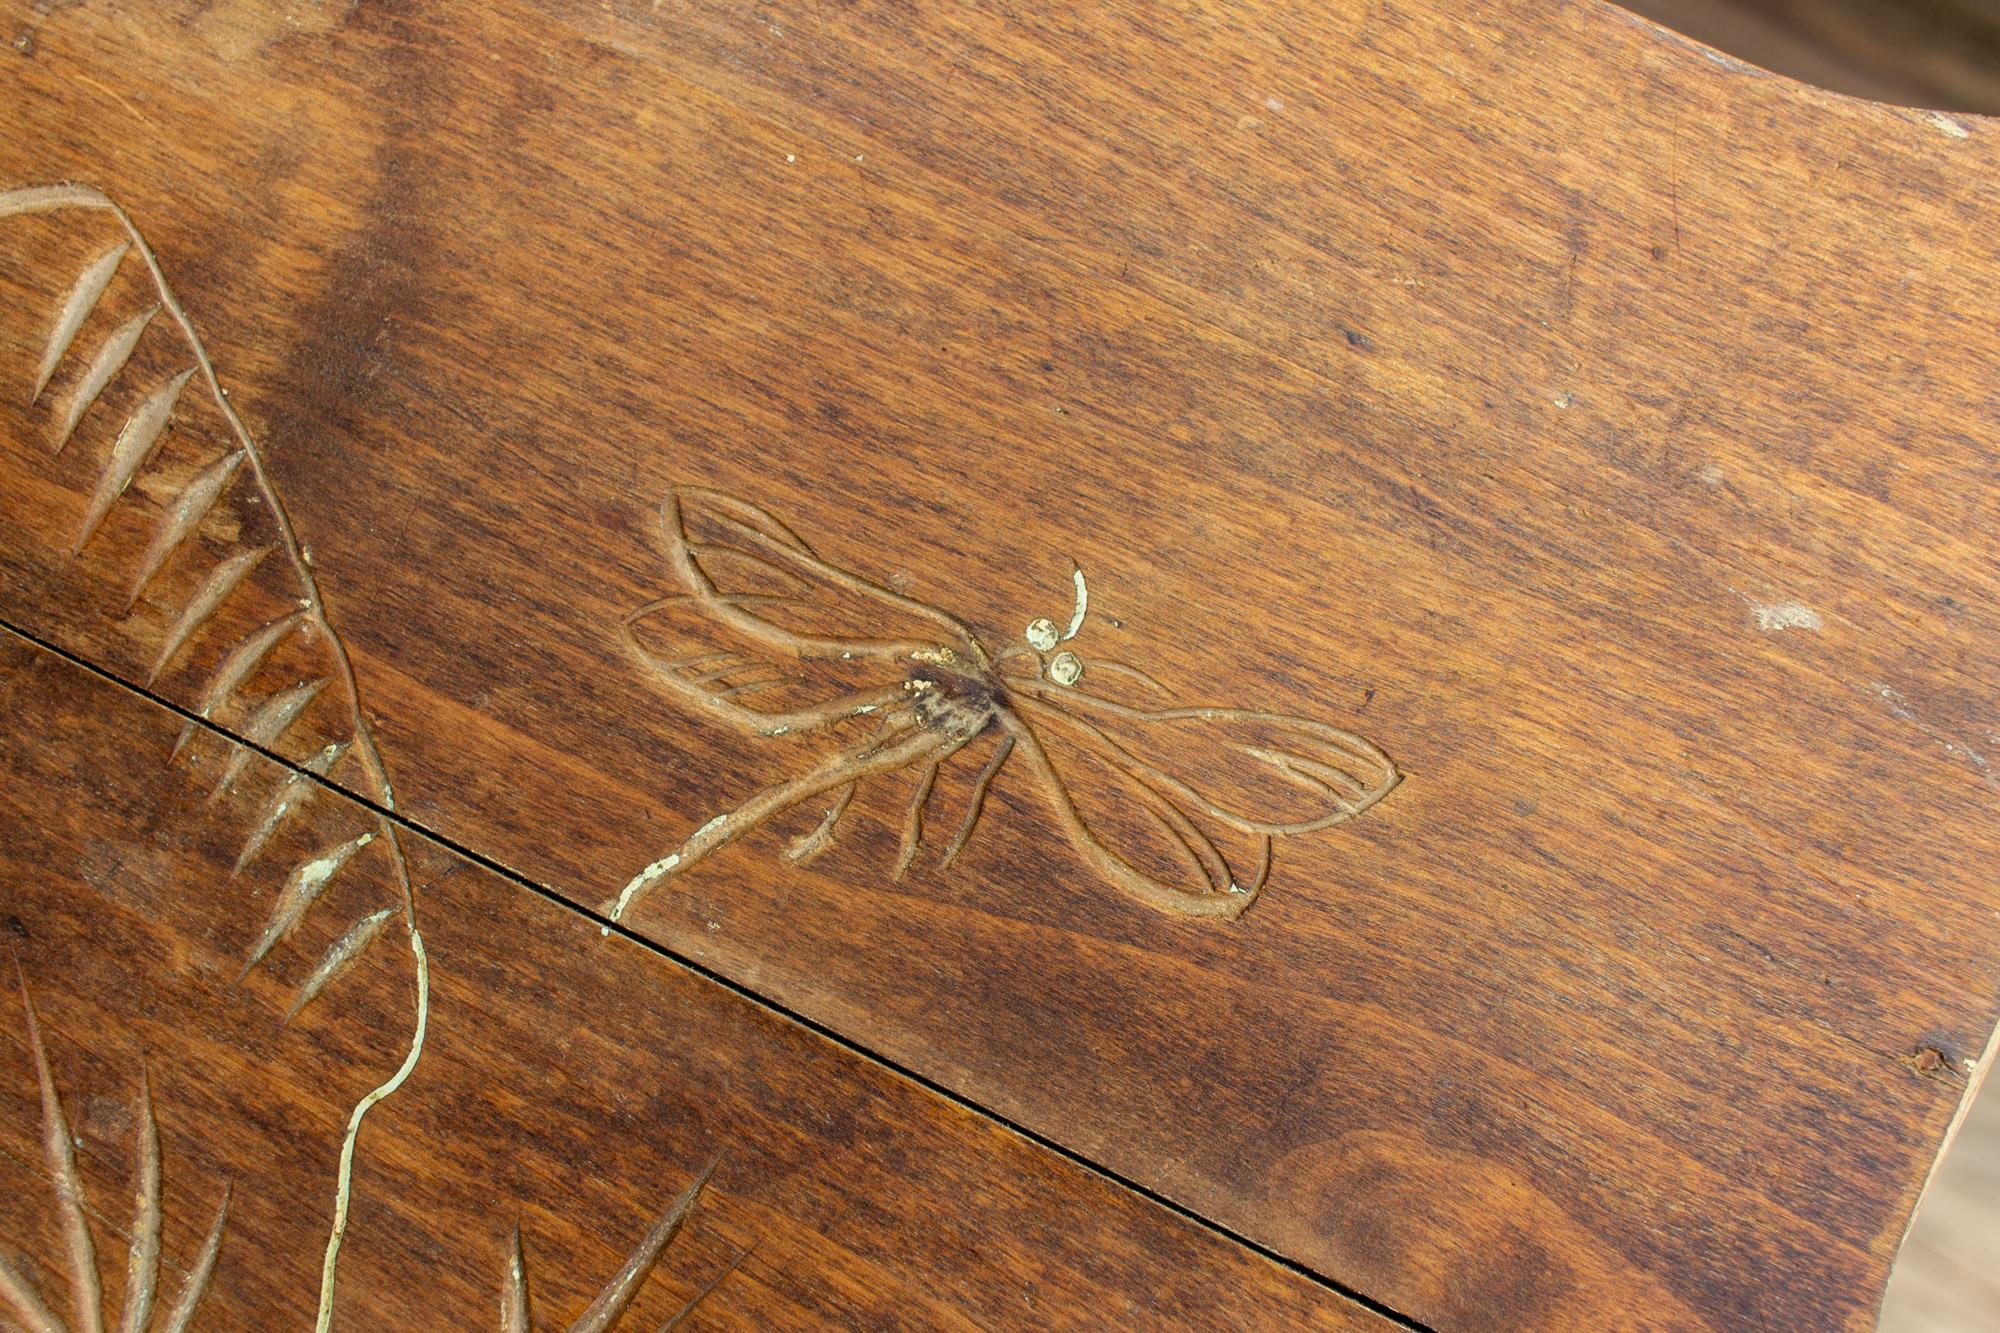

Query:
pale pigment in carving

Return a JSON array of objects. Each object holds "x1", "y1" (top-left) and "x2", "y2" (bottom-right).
[
  {"x1": 286, "y1": 906, "x2": 399, "y2": 1024},
  {"x1": 609, "y1": 487, "x2": 1398, "y2": 926},
  {"x1": 235, "y1": 739, "x2": 349, "y2": 872},
  {"x1": 238, "y1": 829, "x2": 378, "y2": 980}
]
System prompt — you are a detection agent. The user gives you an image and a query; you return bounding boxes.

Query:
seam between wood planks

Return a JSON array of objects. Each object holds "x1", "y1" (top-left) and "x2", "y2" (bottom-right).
[{"x1": 0, "y1": 616, "x2": 1434, "y2": 1333}]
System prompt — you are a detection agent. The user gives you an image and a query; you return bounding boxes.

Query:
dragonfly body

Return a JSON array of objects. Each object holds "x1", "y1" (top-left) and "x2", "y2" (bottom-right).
[{"x1": 906, "y1": 648, "x2": 1007, "y2": 744}]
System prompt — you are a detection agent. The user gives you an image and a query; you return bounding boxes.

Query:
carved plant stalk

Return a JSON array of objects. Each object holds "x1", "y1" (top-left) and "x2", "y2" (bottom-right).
[
  {"x1": 503, "y1": 1155, "x2": 745, "y2": 1333},
  {"x1": 4, "y1": 972, "x2": 742, "y2": 1330},
  {"x1": 1, "y1": 975, "x2": 232, "y2": 1333},
  {"x1": 0, "y1": 183, "x2": 428, "y2": 1331}
]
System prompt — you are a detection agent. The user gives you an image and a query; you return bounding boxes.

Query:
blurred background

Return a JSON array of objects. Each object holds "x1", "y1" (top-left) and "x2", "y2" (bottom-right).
[
  {"x1": 1619, "y1": 3, "x2": 1997, "y2": 1329},
  {"x1": 1881, "y1": 1087, "x2": 2000, "y2": 1332},
  {"x1": 1626, "y1": 0, "x2": 2000, "y2": 110}
]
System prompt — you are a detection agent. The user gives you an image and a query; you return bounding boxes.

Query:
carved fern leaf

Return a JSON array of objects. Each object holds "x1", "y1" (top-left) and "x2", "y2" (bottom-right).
[{"x1": 0, "y1": 184, "x2": 415, "y2": 1024}]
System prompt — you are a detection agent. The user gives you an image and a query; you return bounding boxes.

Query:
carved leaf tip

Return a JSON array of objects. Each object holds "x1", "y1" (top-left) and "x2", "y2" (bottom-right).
[
  {"x1": 156, "y1": 1183, "x2": 231, "y2": 1333},
  {"x1": 282, "y1": 906, "x2": 397, "y2": 1024},
  {"x1": 36, "y1": 239, "x2": 130, "y2": 403},
  {"x1": 172, "y1": 611, "x2": 307, "y2": 764},
  {"x1": 209, "y1": 676, "x2": 330, "y2": 799},
  {"x1": 59, "y1": 303, "x2": 158, "y2": 456},
  {"x1": 502, "y1": 1219, "x2": 531, "y2": 1333},
  {"x1": 236, "y1": 829, "x2": 378, "y2": 984},
  {"x1": 232, "y1": 740, "x2": 348, "y2": 875},
  {"x1": 567, "y1": 1153, "x2": 723, "y2": 1333},
  {"x1": 656, "y1": 1244, "x2": 751, "y2": 1333},
  {"x1": 6, "y1": 974, "x2": 237, "y2": 1333},
  {"x1": 118, "y1": 1063, "x2": 163, "y2": 1333},
  {"x1": 18, "y1": 971, "x2": 105, "y2": 1333},
  {"x1": 73, "y1": 366, "x2": 196, "y2": 555},
  {"x1": 128, "y1": 450, "x2": 244, "y2": 610},
  {"x1": 148, "y1": 545, "x2": 273, "y2": 685}
]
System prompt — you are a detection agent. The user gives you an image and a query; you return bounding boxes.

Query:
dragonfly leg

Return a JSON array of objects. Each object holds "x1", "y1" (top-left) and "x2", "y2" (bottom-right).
[
  {"x1": 785, "y1": 782, "x2": 855, "y2": 864},
  {"x1": 894, "y1": 730, "x2": 976, "y2": 879},
  {"x1": 606, "y1": 717, "x2": 939, "y2": 924}
]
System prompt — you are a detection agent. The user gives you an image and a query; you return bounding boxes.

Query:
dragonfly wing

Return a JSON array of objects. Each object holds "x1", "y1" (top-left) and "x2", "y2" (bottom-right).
[
  {"x1": 623, "y1": 593, "x2": 914, "y2": 735},
  {"x1": 1006, "y1": 678, "x2": 1398, "y2": 918},
  {"x1": 663, "y1": 487, "x2": 983, "y2": 661},
  {"x1": 626, "y1": 487, "x2": 985, "y2": 734}
]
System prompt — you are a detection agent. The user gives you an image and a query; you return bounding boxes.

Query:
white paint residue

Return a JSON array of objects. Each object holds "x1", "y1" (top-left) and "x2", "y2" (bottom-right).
[
  {"x1": 1062, "y1": 565, "x2": 1089, "y2": 640},
  {"x1": 1751, "y1": 601, "x2": 1822, "y2": 632},
  {"x1": 608, "y1": 851, "x2": 681, "y2": 925},
  {"x1": 300, "y1": 832, "x2": 374, "y2": 891},
  {"x1": 1927, "y1": 111, "x2": 1971, "y2": 140}
]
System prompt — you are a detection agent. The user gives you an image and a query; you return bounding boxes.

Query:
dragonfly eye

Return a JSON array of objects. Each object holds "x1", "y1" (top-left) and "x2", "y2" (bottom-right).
[
  {"x1": 1025, "y1": 617, "x2": 1059, "y2": 653},
  {"x1": 1046, "y1": 650, "x2": 1083, "y2": 686}
]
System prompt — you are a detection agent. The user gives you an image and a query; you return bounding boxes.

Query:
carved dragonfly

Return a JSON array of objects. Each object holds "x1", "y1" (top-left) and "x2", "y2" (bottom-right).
[{"x1": 609, "y1": 488, "x2": 1398, "y2": 924}]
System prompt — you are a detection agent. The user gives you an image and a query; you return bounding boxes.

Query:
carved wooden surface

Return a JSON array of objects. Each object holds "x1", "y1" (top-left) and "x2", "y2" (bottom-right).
[
  {"x1": 1, "y1": 0, "x2": 1998, "y2": 1328},
  {"x1": 0, "y1": 632, "x2": 1377, "y2": 1330}
]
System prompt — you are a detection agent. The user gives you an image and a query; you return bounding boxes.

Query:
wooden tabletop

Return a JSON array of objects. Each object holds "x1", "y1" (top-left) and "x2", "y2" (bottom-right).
[{"x1": 1, "y1": 0, "x2": 1996, "y2": 1328}]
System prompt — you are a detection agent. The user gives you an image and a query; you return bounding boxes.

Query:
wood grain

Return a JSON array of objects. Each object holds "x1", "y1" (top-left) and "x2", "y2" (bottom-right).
[
  {"x1": 1, "y1": 0, "x2": 1997, "y2": 1327},
  {"x1": 0, "y1": 629, "x2": 1379, "y2": 1330}
]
